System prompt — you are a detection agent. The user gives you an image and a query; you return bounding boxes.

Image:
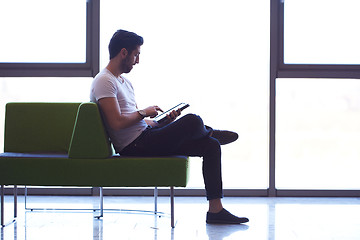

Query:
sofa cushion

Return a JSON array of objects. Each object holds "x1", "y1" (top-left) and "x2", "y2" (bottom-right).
[{"x1": 0, "y1": 153, "x2": 189, "y2": 187}]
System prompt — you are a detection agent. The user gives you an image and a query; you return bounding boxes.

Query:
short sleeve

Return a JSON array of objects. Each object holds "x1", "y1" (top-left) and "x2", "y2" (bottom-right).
[{"x1": 91, "y1": 73, "x2": 117, "y2": 101}]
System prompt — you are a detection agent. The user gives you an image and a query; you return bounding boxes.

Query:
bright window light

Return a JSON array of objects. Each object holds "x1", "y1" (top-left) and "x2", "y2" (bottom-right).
[
  {"x1": 101, "y1": 0, "x2": 270, "y2": 189},
  {"x1": 284, "y1": 0, "x2": 360, "y2": 64},
  {"x1": 0, "y1": 0, "x2": 86, "y2": 63}
]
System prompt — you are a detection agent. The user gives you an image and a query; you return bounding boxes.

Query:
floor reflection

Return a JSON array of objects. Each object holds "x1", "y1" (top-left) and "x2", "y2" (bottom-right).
[
  {"x1": 1, "y1": 196, "x2": 359, "y2": 240},
  {"x1": 93, "y1": 218, "x2": 102, "y2": 240},
  {"x1": 206, "y1": 223, "x2": 249, "y2": 240}
]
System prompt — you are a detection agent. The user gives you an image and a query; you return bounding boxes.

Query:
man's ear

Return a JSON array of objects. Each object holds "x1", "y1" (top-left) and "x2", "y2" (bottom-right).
[{"x1": 120, "y1": 48, "x2": 128, "y2": 57}]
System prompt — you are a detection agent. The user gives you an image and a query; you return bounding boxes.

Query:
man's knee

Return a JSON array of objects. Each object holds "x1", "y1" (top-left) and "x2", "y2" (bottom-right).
[
  {"x1": 181, "y1": 113, "x2": 204, "y2": 129},
  {"x1": 208, "y1": 137, "x2": 221, "y2": 152},
  {"x1": 182, "y1": 113, "x2": 202, "y2": 123}
]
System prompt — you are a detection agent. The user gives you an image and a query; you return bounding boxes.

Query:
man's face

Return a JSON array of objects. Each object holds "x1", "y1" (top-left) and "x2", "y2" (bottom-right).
[{"x1": 122, "y1": 45, "x2": 141, "y2": 73}]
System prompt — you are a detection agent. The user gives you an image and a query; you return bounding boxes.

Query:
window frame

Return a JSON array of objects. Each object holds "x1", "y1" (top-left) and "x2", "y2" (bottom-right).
[
  {"x1": 269, "y1": 0, "x2": 360, "y2": 197},
  {"x1": 2, "y1": 0, "x2": 359, "y2": 197},
  {"x1": 276, "y1": 0, "x2": 360, "y2": 79},
  {"x1": 0, "y1": 0, "x2": 99, "y2": 77}
]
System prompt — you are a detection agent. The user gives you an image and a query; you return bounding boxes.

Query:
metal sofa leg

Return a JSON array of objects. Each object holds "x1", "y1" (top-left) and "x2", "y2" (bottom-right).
[
  {"x1": 95, "y1": 187, "x2": 103, "y2": 219},
  {"x1": 1, "y1": 185, "x2": 4, "y2": 227},
  {"x1": 170, "y1": 186, "x2": 174, "y2": 228},
  {"x1": 14, "y1": 185, "x2": 17, "y2": 218},
  {"x1": 1, "y1": 185, "x2": 17, "y2": 227},
  {"x1": 24, "y1": 186, "x2": 28, "y2": 210},
  {"x1": 154, "y1": 187, "x2": 158, "y2": 213},
  {"x1": 100, "y1": 187, "x2": 103, "y2": 217}
]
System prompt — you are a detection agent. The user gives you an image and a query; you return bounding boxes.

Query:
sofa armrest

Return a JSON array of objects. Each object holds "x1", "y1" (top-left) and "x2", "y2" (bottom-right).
[{"x1": 68, "y1": 103, "x2": 112, "y2": 159}]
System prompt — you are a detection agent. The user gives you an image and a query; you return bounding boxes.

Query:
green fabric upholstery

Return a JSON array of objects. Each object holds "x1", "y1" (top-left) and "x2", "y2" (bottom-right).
[
  {"x1": 4, "y1": 102, "x2": 81, "y2": 153},
  {"x1": 68, "y1": 102, "x2": 112, "y2": 159},
  {"x1": 0, "y1": 153, "x2": 189, "y2": 187},
  {"x1": 0, "y1": 102, "x2": 190, "y2": 188}
]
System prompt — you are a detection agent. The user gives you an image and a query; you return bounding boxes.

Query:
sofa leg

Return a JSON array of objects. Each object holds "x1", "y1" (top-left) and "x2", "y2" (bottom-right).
[
  {"x1": 1, "y1": 185, "x2": 17, "y2": 228},
  {"x1": 14, "y1": 185, "x2": 17, "y2": 218},
  {"x1": 154, "y1": 187, "x2": 158, "y2": 213},
  {"x1": 24, "y1": 186, "x2": 28, "y2": 210},
  {"x1": 170, "y1": 186, "x2": 174, "y2": 228},
  {"x1": 95, "y1": 187, "x2": 103, "y2": 219},
  {"x1": 1, "y1": 185, "x2": 4, "y2": 227},
  {"x1": 100, "y1": 187, "x2": 103, "y2": 217}
]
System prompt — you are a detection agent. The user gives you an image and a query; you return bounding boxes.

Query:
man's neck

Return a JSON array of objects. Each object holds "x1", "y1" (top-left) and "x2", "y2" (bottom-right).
[{"x1": 106, "y1": 61, "x2": 123, "y2": 77}]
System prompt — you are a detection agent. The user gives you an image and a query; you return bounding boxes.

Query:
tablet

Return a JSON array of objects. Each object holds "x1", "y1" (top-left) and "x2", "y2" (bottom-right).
[{"x1": 153, "y1": 103, "x2": 190, "y2": 124}]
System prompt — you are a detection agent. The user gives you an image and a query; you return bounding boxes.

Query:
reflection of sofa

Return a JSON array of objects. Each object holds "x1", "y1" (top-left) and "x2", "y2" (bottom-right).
[{"x1": 0, "y1": 102, "x2": 189, "y2": 227}]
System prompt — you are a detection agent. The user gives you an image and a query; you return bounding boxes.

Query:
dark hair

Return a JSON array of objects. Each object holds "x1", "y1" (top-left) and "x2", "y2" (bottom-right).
[{"x1": 108, "y1": 29, "x2": 144, "y2": 59}]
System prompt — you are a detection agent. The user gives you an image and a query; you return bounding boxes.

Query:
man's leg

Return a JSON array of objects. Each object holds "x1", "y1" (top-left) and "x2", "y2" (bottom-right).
[
  {"x1": 175, "y1": 137, "x2": 223, "y2": 200},
  {"x1": 175, "y1": 137, "x2": 249, "y2": 224},
  {"x1": 120, "y1": 114, "x2": 249, "y2": 224},
  {"x1": 121, "y1": 114, "x2": 212, "y2": 155},
  {"x1": 121, "y1": 114, "x2": 223, "y2": 198}
]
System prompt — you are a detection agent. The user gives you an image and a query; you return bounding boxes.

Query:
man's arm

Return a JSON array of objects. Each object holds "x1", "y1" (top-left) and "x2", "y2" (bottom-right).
[
  {"x1": 98, "y1": 97, "x2": 161, "y2": 131},
  {"x1": 144, "y1": 119, "x2": 159, "y2": 127}
]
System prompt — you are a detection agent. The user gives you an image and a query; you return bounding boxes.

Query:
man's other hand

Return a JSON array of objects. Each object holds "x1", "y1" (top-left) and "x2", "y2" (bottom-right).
[{"x1": 166, "y1": 109, "x2": 181, "y2": 123}]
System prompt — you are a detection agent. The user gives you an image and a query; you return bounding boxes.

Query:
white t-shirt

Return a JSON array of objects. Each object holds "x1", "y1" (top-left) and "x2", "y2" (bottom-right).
[{"x1": 90, "y1": 68, "x2": 148, "y2": 153}]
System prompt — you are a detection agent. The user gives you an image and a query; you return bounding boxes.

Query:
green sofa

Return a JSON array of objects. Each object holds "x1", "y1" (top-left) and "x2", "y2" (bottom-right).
[{"x1": 0, "y1": 102, "x2": 190, "y2": 227}]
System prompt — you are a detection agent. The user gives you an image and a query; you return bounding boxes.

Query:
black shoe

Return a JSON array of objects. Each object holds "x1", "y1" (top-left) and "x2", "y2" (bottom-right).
[
  {"x1": 211, "y1": 130, "x2": 239, "y2": 145},
  {"x1": 206, "y1": 209, "x2": 249, "y2": 224}
]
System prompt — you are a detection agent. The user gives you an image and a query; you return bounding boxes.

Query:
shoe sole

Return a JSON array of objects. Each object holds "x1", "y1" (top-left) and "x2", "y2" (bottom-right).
[{"x1": 206, "y1": 219, "x2": 249, "y2": 224}]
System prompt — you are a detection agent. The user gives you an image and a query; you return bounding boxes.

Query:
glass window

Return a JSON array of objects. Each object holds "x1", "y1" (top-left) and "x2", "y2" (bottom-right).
[
  {"x1": 276, "y1": 78, "x2": 360, "y2": 189},
  {"x1": 100, "y1": 0, "x2": 270, "y2": 189},
  {"x1": 284, "y1": 0, "x2": 360, "y2": 65},
  {"x1": 0, "y1": 0, "x2": 86, "y2": 63}
]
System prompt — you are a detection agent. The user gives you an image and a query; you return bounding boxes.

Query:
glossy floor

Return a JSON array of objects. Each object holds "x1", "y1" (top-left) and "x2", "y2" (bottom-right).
[{"x1": 1, "y1": 196, "x2": 360, "y2": 240}]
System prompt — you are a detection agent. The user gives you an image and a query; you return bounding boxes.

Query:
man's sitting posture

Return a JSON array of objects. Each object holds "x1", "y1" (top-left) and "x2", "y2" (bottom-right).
[{"x1": 90, "y1": 29, "x2": 249, "y2": 224}]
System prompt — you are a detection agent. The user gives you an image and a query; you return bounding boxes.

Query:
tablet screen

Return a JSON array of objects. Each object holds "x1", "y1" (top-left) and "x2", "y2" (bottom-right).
[{"x1": 154, "y1": 103, "x2": 189, "y2": 123}]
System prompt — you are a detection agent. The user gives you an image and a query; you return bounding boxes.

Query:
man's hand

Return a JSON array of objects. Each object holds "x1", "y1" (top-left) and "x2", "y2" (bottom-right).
[
  {"x1": 165, "y1": 109, "x2": 181, "y2": 123},
  {"x1": 146, "y1": 108, "x2": 182, "y2": 127},
  {"x1": 142, "y1": 105, "x2": 163, "y2": 118}
]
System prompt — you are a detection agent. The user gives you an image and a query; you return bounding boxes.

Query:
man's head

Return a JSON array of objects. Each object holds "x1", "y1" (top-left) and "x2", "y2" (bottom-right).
[
  {"x1": 108, "y1": 29, "x2": 143, "y2": 60},
  {"x1": 108, "y1": 29, "x2": 143, "y2": 74}
]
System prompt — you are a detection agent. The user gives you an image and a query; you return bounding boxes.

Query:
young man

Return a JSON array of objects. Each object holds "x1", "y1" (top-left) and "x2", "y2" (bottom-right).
[{"x1": 90, "y1": 29, "x2": 249, "y2": 224}]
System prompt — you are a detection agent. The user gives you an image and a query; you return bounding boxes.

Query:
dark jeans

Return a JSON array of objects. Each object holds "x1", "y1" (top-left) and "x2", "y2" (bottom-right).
[{"x1": 120, "y1": 114, "x2": 223, "y2": 200}]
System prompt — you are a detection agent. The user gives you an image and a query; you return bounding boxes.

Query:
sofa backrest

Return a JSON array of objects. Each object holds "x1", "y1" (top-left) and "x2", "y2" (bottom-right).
[
  {"x1": 4, "y1": 102, "x2": 81, "y2": 153},
  {"x1": 4, "y1": 102, "x2": 112, "y2": 158}
]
